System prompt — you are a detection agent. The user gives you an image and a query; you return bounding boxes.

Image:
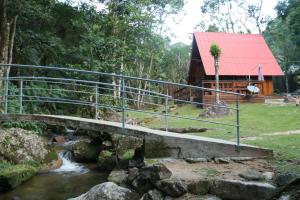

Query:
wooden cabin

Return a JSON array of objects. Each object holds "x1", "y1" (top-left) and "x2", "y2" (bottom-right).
[{"x1": 174, "y1": 32, "x2": 284, "y2": 105}]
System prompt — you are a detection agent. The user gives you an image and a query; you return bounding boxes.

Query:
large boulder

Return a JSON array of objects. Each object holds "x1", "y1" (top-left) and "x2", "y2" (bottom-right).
[
  {"x1": 0, "y1": 163, "x2": 38, "y2": 192},
  {"x1": 108, "y1": 169, "x2": 128, "y2": 186},
  {"x1": 68, "y1": 182, "x2": 139, "y2": 200},
  {"x1": 0, "y1": 128, "x2": 49, "y2": 164},
  {"x1": 129, "y1": 163, "x2": 172, "y2": 194},
  {"x1": 210, "y1": 179, "x2": 278, "y2": 200},
  {"x1": 155, "y1": 178, "x2": 187, "y2": 197},
  {"x1": 72, "y1": 138, "x2": 101, "y2": 162}
]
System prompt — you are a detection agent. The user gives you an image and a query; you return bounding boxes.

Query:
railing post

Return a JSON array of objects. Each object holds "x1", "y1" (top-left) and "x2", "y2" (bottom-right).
[
  {"x1": 121, "y1": 75, "x2": 126, "y2": 132},
  {"x1": 4, "y1": 67, "x2": 9, "y2": 114},
  {"x1": 236, "y1": 95, "x2": 240, "y2": 151},
  {"x1": 19, "y1": 79, "x2": 23, "y2": 114},
  {"x1": 95, "y1": 84, "x2": 98, "y2": 119},
  {"x1": 164, "y1": 93, "x2": 169, "y2": 132}
]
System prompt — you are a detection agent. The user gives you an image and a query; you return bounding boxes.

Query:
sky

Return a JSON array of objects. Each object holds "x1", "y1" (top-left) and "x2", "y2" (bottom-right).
[{"x1": 165, "y1": 0, "x2": 280, "y2": 44}]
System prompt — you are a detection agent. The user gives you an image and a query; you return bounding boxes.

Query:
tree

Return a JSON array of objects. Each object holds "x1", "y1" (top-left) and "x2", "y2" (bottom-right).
[
  {"x1": 264, "y1": 0, "x2": 300, "y2": 93},
  {"x1": 210, "y1": 43, "x2": 222, "y2": 103},
  {"x1": 200, "y1": 0, "x2": 270, "y2": 34},
  {"x1": 0, "y1": 0, "x2": 18, "y2": 90}
]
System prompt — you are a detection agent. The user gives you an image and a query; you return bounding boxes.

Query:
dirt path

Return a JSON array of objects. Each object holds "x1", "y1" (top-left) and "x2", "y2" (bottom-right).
[{"x1": 160, "y1": 158, "x2": 273, "y2": 182}]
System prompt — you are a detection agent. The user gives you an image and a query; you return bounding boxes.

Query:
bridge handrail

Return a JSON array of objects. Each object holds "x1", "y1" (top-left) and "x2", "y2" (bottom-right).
[
  {"x1": 0, "y1": 64, "x2": 242, "y2": 150},
  {"x1": 0, "y1": 64, "x2": 245, "y2": 96}
]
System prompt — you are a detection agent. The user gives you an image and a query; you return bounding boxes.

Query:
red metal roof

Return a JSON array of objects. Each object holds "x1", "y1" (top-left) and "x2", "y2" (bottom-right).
[{"x1": 194, "y1": 32, "x2": 284, "y2": 76}]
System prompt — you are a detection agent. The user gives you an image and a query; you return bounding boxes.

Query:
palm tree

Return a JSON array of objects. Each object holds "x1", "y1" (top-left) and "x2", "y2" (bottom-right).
[{"x1": 210, "y1": 43, "x2": 222, "y2": 104}]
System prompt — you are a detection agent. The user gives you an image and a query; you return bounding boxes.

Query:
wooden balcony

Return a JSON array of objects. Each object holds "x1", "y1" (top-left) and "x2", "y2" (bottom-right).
[{"x1": 172, "y1": 80, "x2": 265, "y2": 105}]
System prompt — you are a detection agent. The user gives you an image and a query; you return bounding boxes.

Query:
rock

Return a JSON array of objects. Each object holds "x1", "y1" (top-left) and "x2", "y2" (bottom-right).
[
  {"x1": 127, "y1": 167, "x2": 139, "y2": 183},
  {"x1": 231, "y1": 157, "x2": 253, "y2": 162},
  {"x1": 102, "y1": 140, "x2": 113, "y2": 150},
  {"x1": 68, "y1": 182, "x2": 139, "y2": 200},
  {"x1": 187, "y1": 179, "x2": 211, "y2": 195},
  {"x1": 173, "y1": 194, "x2": 221, "y2": 200},
  {"x1": 113, "y1": 135, "x2": 143, "y2": 157},
  {"x1": 214, "y1": 157, "x2": 230, "y2": 164},
  {"x1": 130, "y1": 163, "x2": 172, "y2": 194},
  {"x1": 198, "y1": 194, "x2": 222, "y2": 200},
  {"x1": 210, "y1": 179, "x2": 278, "y2": 200},
  {"x1": 239, "y1": 169, "x2": 265, "y2": 181},
  {"x1": 108, "y1": 169, "x2": 128, "y2": 186},
  {"x1": 51, "y1": 135, "x2": 66, "y2": 145},
  {"x1": 0, "y1": 128, "x2": 49, "y2": 164},
  {"x1": 0, "y1": 164, "x2": 38, "y2": 192},
  {"x1": 200, "y1": 101, "x2": 231, "y2": 118},
  {"x1": 140, "y1": 189, "x2": 164, "y2": 200},
  {"x1": 274, "y1": 173, "x2": 300, "y2": 187},
  {"x1": 262, "y1": 172, "x2": 275, "y2": 181},
  {"x1": 97, "y1": 150, "x2": 116, "y2": 170},
  {"x1": 155, "y1": 178, "x2": 187, "y2": 197},
  {"x1": 185, "y1": 158, "x2": 208, "y2": 163},
  {"x1": 139, "y1": 163, "x2": 172, "y2": 181},
  {"x1": 275, "y1": 176, "x2": 300, "y2": 200},
  {"x1": 72, "y1": 138, "x2": 101, "y2": 162}
]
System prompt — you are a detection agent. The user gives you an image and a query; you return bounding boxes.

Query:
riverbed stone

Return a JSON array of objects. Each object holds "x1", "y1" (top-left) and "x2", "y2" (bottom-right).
[
  {"x1": 68, "y1": 182, "x2": 139, "y2": 200},
  {"x1": 239, "y1": 169, "x2": 265, "y2": 181},
  {"x1": 140, "y1": 189, "x2": 164, "y2": 200},
  {"x1": 187, "y1": 179, "x2": 211, "y2": 195},
  {"x1": 155, "y1": 178, "x2": 187, "y2": 197},
  {"x1": 72, "y1": 138, "x2": 101, "y2": 162},
  {"x1": 108, "y1": 169, "x2": 128, "y2": 186},
  {"x1": 210, "y1": 179, "x2": 278, "y2": 200},
  {"x1": 130, "y1": 163, "x2": 172, "y2": 194},
  {"x1": 97, "y1": 150, "x2": 116, "y2": 170}
]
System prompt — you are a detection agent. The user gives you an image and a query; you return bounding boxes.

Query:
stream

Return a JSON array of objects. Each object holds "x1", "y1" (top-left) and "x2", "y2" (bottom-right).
[{"x1": 1, "y1": 150, "x2": 109, "y2": 200}]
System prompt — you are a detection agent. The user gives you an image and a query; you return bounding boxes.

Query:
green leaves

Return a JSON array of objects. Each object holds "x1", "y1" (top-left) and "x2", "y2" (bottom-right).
[{"x1": 210, "y1": 43, "x2": 222, "y2": 59}]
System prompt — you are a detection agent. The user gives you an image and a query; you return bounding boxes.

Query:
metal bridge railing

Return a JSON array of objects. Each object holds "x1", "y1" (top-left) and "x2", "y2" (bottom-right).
[{"x1": 0, "y1": 64, "x2": 245, "y2": 150}]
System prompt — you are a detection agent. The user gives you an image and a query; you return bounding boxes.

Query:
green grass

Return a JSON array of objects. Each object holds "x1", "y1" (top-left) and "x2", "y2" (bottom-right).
[
  {"x1": 129, "y1": 103, "x2": 300, "y2": 175},
  {"x1": 129, "y1": 103, "x2": 300, "y2": 139},
  {"x1": 246, "y1": 135, "x2": 300, "y2": 175}
]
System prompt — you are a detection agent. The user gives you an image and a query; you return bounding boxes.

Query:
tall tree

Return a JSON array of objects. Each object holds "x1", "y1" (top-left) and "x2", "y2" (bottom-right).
[
  {"x1": 210, "y1": 43, "x2": 222, "y2": 104},
  {"x1": 200, "y1": 0, "x2": 270, "y2": 34},
  {"x1": 264, "y1": 0, "x2": 300, "y2": 93}
]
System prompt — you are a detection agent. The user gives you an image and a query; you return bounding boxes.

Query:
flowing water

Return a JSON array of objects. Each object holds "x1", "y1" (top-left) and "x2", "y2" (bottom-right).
[{"x1": 1, "y1": 150, "x2": 109, "y2": 200}]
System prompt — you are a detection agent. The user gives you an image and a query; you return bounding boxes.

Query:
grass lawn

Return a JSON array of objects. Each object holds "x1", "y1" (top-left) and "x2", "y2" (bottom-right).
[{"x1": 128, "y1": 103, "x2": 300, "y2": 174}]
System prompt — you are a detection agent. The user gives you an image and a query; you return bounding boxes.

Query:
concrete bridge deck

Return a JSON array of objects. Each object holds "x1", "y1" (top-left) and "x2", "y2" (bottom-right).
[{"x1": 0, "y1": 114, "x2": 273, "y2": 159}]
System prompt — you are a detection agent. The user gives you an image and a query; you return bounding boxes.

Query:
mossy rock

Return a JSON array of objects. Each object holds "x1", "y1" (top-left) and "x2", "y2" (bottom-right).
[
  {"x1": 97, "y1": 150, "x2": 116, "y2": 170},
  {"x1": 0, "y1": 164, "x2": 38, "y2": 192},
  {"x1": 72, "y1": 139, "x2": 101, "y2": 162}
]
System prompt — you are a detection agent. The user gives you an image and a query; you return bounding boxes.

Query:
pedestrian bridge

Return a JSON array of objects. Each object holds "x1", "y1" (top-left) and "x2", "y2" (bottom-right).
[{"x1": 0, "y1": 64, "x2": 272, "y2": 159}]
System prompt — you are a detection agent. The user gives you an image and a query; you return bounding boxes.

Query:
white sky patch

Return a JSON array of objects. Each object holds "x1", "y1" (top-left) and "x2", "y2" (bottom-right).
[{"x1": 165, "y1": 0, "x2": 280, "y2": 45}]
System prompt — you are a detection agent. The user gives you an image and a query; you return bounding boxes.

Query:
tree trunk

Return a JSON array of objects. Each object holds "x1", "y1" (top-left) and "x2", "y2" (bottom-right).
[{"x1": 215, "y1": 58, "x2": 220, "y2": 104}]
